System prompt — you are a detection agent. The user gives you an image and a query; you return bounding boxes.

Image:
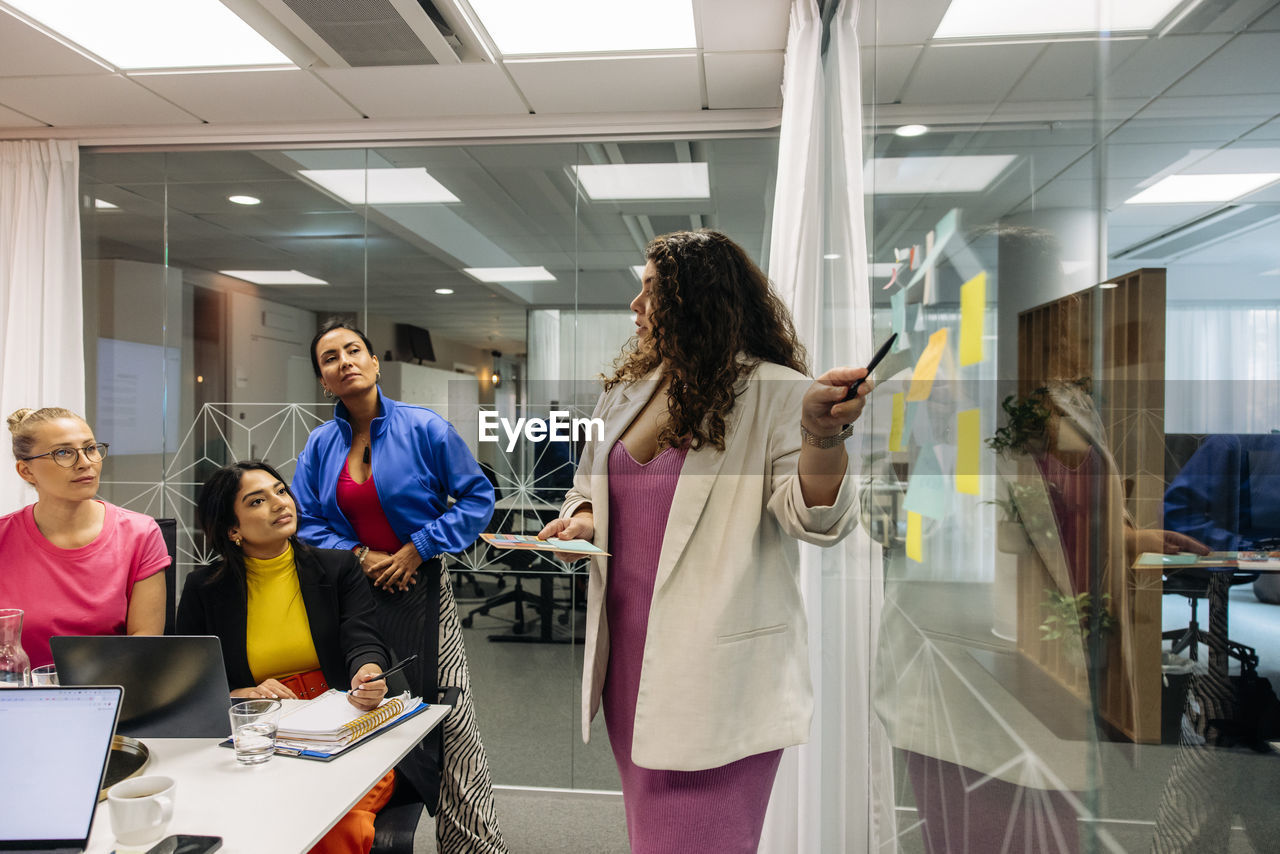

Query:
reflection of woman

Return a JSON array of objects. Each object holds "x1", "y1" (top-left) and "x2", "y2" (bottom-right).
[
  {"x1": 0, "y1": 407, "x2": 167, "y2": 669},
  {"x1": 292, "y1": 321, "x2": 505, "y2": 854},
  {"x1": 178, "y1": 461, "x2": 392, "y2": 854},
  {"x1": 538, "y1": 230, "x2": 865, "y2": 852}
]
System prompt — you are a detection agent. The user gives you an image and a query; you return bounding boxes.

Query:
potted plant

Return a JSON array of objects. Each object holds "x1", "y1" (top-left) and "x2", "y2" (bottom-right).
[
  {"x1": 986, "y1": 386, "x2": 1052, "y2": 457},
  {"x1": 1039, "y1": 589, "x2": 1116, "y2": 668},
  {"x1": 986, "y1": 481, "x2": 1036, "y2": 554}
]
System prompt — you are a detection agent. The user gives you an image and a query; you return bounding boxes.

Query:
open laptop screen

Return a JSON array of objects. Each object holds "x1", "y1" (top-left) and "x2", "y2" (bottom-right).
[{"x1": 0, "y1": 686, "x2": 121, "y2": 850}]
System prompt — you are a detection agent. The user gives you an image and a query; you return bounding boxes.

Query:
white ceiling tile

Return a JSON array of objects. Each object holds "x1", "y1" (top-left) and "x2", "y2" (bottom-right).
[
  {"x1": 0, "y1": 101, "x2": 43, "y2": 128},
  {"x1": 901, "y1": 43, "x2": 1043, "y2": 106},
  {"x1": 133, "y1": 70, "x2": 360, "y2": 123},
  {"x1": 867, "y1": 0, "x2": 953, "y2": 46},
  {"x1": 507, "y1": 56, "x2": 701, "y2": 114},
  {"x1": 1243, "y1": 117, "x2": 1280, "y2": 141},
  {"x1": 704, "y1": 52, "x2": 781, "y2": 109},
  {"x1": 1005, "y1": 40, "x2": 1141, "y2": 102},
  {"x1": 1138, "y1": 93, "x2": 1280, "y2": 121},
  {"x1": 315, "y1": 65, "x2": 529, "y2": 119},
  {"x1": 0, "y1": 75, "x2": 200, "y2": 126},
  {"x1": 1106, "y1": 34, "x2": 1232, "y2": 99},
  {"x1": 0, "y1": 13, "x2": 107, "y2": 76},
  {"x1": 1165, "y1": 32, "x2": 1280, "y2": 97},
  {"x1": 863, "y1": 45, "x2": 922, "y2": 105},
  {"x1": 698, "y1": 0, "x2": 789, "y2": 51}
]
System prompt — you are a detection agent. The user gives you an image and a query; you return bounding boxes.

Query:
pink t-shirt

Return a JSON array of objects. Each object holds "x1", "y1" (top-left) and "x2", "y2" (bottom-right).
[{"x1": 0, "y1": 501, "x2": 169, "y2": 668}]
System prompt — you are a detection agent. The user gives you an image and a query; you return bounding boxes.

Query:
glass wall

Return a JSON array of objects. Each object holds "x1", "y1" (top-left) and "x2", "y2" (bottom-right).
[
  {"x1": 863, "y1": 0, "x2": 1280, "y2": 851},
  {"x1": 79, "y1": 137, "x2": 779, "y2": 791}
]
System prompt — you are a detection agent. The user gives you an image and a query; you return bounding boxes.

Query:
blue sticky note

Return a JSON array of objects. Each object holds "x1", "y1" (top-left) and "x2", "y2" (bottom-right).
[
  {"x1": 903, "y1": 447, "x2": 949, "y2": 519},
  {"x1": 891, "y1": 289, "x2": 908, "y2": 351}
]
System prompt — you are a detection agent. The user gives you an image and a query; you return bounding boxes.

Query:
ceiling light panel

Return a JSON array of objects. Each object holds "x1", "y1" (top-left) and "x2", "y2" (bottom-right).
[
  {"x1": 866, "y1": 155, "x2": 1017, "y2": 194},
  {"x1": 464, "y1": 267, "x2": 556, "y2": 283},
  {"x1": 1126, "y1": 173, "x2": 1280, "y2": 204},
  {"x1": 573, "y1": 163, "x2": 710, "y2": 200},
  {"x1": 219, "y1": 270, "x2": 328, "y2": 285},
  {"x1": 298, "y1": 168, "x2": 460, "y2": 205},
  {"x1": 4, "y1": 0, "x2": 292, "y2": 70},
  {"x1": 467, "y1": 0, "x2": 696, "y2": 55},
  {"x1": 934, "y1": 0, "x2": 1183, "y2": 39}
]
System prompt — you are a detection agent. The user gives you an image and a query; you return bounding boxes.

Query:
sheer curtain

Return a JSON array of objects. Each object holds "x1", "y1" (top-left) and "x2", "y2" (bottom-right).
[
  {"x1": 1166, "y1": 303, "x2": 1280, "y2": 433},
  {"x1": 0, "y1": 140, "x2": 85, "y2": 515},
  {"x1": 761, "y1": 1, "x2": 894, "y2": 851}
]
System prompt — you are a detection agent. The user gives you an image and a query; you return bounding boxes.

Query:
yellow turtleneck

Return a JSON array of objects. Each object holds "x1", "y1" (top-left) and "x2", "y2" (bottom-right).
[{"x1": 243, "y1": 544, "x2": 321, "y2": 683}]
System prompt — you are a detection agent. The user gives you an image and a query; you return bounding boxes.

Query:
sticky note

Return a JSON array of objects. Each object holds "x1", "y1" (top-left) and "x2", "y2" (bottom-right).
[
  {"x1": 904, "y1": 447, "x2": 948, "y2": 518},
  {"x1": 906, "y1": 512, "x2": 923, "y2": 562},
  {"x1": 891, "y1": 288, "x2": 906, "y2": 344},
  {"x1": 889, "y1": 393, "x2": 907, "y2": 452},
  {"x1": 934, "y1": 209, "x2": 958, "y2": 250},
  {"x1": 956, "y1": 408, "x2": 981, "y2": 495},
  {"x1": 907, "y1": 328, "x2": 948, "y2": 401},
  {"x1": 959, "y1": 271, "x2": 986, "y2": 367}
]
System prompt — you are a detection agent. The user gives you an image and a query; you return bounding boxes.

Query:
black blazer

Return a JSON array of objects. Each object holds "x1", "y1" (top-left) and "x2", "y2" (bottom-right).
[{"x1": 176, "y1": 544, "x2": 389, "y2": 692}]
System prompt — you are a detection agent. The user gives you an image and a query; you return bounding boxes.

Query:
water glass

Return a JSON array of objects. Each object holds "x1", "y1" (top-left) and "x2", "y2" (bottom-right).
[
  {"x1": 228, "y1": 698, "x2": 281, "y2": 765},
  {"x1": 31, "y1": 664, "x2": 58, "y2": 686}
]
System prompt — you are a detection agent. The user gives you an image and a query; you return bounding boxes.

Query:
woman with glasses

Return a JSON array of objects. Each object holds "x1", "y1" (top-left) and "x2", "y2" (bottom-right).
[{"x1": 0, "y1": 407, "x2": 168, "y2": 669}]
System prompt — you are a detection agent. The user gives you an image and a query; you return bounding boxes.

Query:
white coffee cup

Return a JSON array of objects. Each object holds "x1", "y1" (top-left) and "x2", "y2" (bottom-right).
[{"x1": 107, "y1": 775, "x2": 175, "y2": 847}]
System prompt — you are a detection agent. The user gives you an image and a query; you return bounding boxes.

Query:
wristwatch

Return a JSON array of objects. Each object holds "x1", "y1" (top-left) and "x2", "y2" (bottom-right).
[{"x1": 801, "y1": 422, "x2": 855, "y2": 449}]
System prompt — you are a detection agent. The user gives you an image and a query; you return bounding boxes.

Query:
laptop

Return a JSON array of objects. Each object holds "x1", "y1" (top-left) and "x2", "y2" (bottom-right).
[
  {"x1": 0, "y1": 686, "x2": 122, "y2": 852},
  {"x1": 52, "y1": 635, "x2": 232, "y2": 739}
]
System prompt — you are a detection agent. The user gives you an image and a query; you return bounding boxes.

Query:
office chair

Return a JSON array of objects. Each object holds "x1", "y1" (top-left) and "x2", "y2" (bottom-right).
[
  {"x1": 155, "y1": 518, "x2": 178, "y2": 634},
  {"x1": 1161, "y1": 567, "x2": 1260, "y2": 671}
]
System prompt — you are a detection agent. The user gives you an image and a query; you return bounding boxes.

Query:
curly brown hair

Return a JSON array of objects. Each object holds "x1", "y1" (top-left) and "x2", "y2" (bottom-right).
[{"x1": 605, "y1": 229, "x2": 808, "y2": 452}]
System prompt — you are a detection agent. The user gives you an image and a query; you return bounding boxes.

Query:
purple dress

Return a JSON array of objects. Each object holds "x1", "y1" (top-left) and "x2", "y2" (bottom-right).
[{"x1": 603, "y1": 441, "x2": 783, "y2": 854}]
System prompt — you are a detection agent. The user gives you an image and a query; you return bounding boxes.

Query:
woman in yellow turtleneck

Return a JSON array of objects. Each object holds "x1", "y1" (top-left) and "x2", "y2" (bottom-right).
[{"x1": 177, "y1": 461, "x2": 397, "y2": 854}]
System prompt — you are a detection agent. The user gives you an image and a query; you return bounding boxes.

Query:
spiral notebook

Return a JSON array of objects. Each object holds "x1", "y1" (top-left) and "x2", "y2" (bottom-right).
[{"x1": 222, "y1": 690, "x2": 430, "y2": 761}]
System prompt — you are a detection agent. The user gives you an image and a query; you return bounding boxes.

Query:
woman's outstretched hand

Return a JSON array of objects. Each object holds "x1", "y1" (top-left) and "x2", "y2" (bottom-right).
[
  {"x1": 537, "y1": 510, "x2": 596, "y2": 562},
  {"x1": 802, "y1": 366, "x2": 872, "y2": 437}
]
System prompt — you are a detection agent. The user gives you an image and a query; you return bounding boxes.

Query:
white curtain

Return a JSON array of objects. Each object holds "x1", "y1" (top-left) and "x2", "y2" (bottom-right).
[
  {"x1": 761, "y1": 2, "x2": 894, "y2": 852},
  {"x1": 0, "y1": 140, "x2": 85, "y2": 515},
  {"x1": 1166, "y1": 303, "x2": 1280, "y2": 434}
]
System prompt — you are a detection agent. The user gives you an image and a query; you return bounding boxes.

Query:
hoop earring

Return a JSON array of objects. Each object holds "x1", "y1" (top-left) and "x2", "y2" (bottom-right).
[
  {"x1": 375, "y1": 372, "x2": 381, "y2": 384},
  {"x1": 322, "y1": 388, "x2": 335, "y2": 400}
]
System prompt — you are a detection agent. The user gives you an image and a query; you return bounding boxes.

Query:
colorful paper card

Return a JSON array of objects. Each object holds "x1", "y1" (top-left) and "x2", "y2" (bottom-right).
[
  {"x1": 906, "y1": 512, "x2": 923, "y2": 562},
  {"x1": 959, "y1": 271, "x2": 986, "y2": 367},
  {"x1": 907, "y1": 328, "x2": 948, "y2": 402},
  {"x1": 956, "y1": 408, "x2": 981, "y2": 495},
  {"x1": 903, "y1": 447, "x2": 948, "y2": 519},
  {"x1": 891, "y1": 288, "x2": 907, "y2": 348},
  {"x1": 889, "y1": 392, "x2": 907, "y2": 452}
]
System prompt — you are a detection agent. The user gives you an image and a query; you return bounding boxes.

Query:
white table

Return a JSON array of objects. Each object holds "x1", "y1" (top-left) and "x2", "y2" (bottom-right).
[{"x1": 87, "y1": 701, "x2": 450, "y2": 853}]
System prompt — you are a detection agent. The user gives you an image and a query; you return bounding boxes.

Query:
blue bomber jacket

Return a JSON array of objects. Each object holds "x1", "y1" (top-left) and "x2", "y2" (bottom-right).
[{"x1": 292, "y1": 392, "x2": 494, "y2": 560}]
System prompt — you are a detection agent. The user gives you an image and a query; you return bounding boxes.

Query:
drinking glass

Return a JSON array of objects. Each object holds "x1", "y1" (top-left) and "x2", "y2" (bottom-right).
[
  {"x1": 228, "y1": 699, "x2": 281, "y2": 765},
  {"x1": 31, "y1": 664, "x2": 58, "y2": 686}
]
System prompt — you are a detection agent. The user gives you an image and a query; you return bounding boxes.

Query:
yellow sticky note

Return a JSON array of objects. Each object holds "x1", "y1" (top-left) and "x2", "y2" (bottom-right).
[
  {"x1": 906, "y1": 511, "x2": 923, "y2": 562},
  {"x1": 956, "y1": 408, "x2": 981, "y2": 495},
  {"x1": 959, "y1": 271, "x2": 986, "y2": 366},
  {"x1": 889, "y1": 392, "x2": 907, "y2": 452},
  {"x1": 907, "y1": 328, "x2": 948, "y2": 402}
]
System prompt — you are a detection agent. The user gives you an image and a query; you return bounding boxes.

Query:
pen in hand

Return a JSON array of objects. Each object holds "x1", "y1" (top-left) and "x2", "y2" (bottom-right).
[{"x1": 358, "y1": 654, "x2": 418, "y2": 686}]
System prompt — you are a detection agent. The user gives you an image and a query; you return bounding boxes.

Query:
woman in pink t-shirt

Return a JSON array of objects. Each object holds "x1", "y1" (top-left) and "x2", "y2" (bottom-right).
[{"x1": 0, "y1": 407, "x2": 168, "y2": 669}]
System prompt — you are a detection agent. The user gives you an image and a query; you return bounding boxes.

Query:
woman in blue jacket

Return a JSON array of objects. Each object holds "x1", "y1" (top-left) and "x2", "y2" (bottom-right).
[{"x1": 292, "y1": 320, "x2": 506, "y2": 854}]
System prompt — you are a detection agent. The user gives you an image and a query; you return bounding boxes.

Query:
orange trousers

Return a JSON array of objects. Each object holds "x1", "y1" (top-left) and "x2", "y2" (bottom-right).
[{"x1": 309, "y1": 770, "x2": 396, "y2": 854}]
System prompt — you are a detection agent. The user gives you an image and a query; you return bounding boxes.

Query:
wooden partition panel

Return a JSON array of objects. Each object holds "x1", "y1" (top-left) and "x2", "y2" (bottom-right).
[{"x1": 1015, "y1": 269, "x2": 1166, "y2": 743}]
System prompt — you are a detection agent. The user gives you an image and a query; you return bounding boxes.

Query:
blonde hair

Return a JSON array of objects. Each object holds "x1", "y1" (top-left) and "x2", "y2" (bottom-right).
[{"x1": 8, "y1": 407, "x2": 84, "y2": 460}]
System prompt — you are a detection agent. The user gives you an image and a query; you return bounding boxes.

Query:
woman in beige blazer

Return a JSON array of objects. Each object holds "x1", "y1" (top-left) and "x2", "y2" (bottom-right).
[{"x1": 538, "y1": 229, "x2": 867, "y2": 853}]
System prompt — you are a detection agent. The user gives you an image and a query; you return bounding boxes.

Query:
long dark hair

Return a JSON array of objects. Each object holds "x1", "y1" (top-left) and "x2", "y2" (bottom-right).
[
  {"x1": 606, "y1": 229, "x2": 808, "y2": 451},
  {"x1": 309, "y1": 319, "x2": 375, "y2": 378},
  {"x1": 197, "y1": 460, "x2": 306, "y2": 589}
]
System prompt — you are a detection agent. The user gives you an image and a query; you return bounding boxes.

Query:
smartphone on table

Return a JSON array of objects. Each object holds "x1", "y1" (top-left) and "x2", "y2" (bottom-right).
[{"x1": 144, "y1": 835, "x2": 223, "y2": 854}]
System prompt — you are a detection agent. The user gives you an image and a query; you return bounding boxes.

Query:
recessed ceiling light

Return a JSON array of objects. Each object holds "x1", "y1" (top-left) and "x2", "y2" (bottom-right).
[
  {"x1": 464, "y1": 267, "x2": 556, "y2": 283},
  {"x1": 934, "y1": 0, "x2": 1183, "y2": 39},
  {"x1": 228, "y1": 194, "x2": 260, "y2": 206},
  {"x1": 93, "y1": 199, "x2": 118, "y2": 209},
  {"x1": 1125, "y1": 173, "x2": 1280, "y2": 204},
  {"x1": 4, "y1": 0, "x2": 292, "y2": 70},
  {"x1": 435, "y1": 288, "x2": 455, "y2": 295},
  {"x1": 1098, "y1": 282, "x2": 1120, "y2": 289},
  {"x1": 866, "y1": 155, "x2": 1017, "y2": 194},
  {"x1": 298, "y1": 168, "x2": 459, "y2": 205},
  {"x1": 467, "y1": 0, "x2": 695, "y2": 55},
  {"x1": 894, "y1": 124, "x2": 928, "y2": 138},
  {"x1": 219, "y1": 270, "x2": 328, "y2": 285},
  {"x1": 573, "y1": 163, "x2": 709, "y2": 201},
  {"x1": 824, "y1": 253, "x2": 842, "y2": 260}
]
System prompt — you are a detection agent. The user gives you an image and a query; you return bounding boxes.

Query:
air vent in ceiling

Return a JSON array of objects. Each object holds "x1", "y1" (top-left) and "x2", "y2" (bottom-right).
[{"x1": 280, "y1": 0, "x2": 460, "y2": 66}]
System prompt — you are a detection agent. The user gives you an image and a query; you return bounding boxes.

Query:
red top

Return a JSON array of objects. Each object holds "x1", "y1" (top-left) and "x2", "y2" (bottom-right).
[{"x1": 335, "y1": 459, "x2": 402, "y2": 553}]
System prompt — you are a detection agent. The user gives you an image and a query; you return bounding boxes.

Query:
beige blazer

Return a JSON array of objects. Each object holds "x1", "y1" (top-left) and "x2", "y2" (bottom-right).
[{"x1": 561, "y1": 361, "x2": 858, "y2": 771}]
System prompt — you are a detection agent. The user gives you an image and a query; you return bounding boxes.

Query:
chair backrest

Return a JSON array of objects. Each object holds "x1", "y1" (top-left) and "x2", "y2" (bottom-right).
[{"x1": 155, "y1": 517, "x2": 178, "y2": 634}]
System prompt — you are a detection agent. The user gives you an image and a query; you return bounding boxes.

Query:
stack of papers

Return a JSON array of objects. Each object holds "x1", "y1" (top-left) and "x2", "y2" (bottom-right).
[{"x1": 274, "y1": 690, "x2": 422, "y2": 757}]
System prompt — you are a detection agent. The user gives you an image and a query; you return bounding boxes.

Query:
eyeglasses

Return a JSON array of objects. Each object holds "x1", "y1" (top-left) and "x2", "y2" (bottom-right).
[{"x1": 21, "y1": 443, "x2": 109, "y2": 467}]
